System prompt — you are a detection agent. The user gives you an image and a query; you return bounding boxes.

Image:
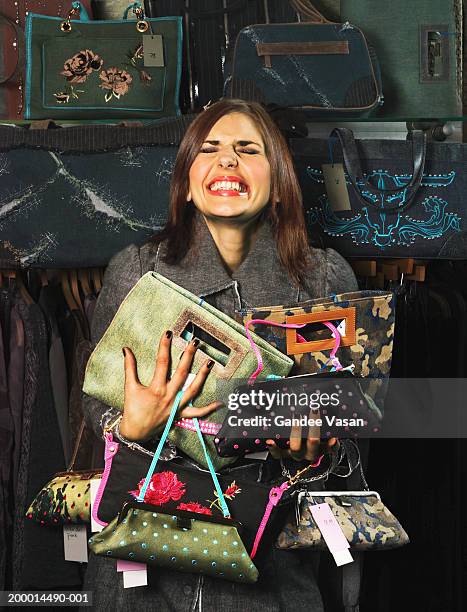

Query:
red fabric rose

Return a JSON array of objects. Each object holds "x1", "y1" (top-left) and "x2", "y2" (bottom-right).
[
  {"x1": 177, "y1": 502, "x2": 213, "y2": 516},
  {"x1": 129, "y1": 471, "x2": 186, "y2": 505},
  {"x1": 224, "y1": 481, "x2": 241, "y2": 499}
]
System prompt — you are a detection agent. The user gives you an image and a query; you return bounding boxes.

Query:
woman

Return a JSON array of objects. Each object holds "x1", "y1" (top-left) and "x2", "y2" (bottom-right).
[{"x1": 83, "y1": 99, "x2": 358, "y2": 611}]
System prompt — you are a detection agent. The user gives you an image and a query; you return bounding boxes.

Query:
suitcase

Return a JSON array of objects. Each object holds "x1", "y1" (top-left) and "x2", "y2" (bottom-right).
[
  {"x1": 0, "y1": 0, "x2": 94, "y2": 120},
  {"x1": 0, "y1": 116, "x2": 194, "y2": 268},
  {"x1": 341, "y1": 0, "x2": 463, "y2": 119},
  {"x1": 292, "y1": 128, "x2": 467, "y2": 259}
]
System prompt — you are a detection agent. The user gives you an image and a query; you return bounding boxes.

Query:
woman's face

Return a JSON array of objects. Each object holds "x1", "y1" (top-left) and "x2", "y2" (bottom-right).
[{"x1": 187, "y1": 113, "x2": 272, "y2": 224}]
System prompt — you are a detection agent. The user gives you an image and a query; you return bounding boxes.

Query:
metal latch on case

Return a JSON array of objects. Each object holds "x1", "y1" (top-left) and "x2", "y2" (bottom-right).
[{"x1": 420, "y1": 25, "x2": 450, "y2": 82}]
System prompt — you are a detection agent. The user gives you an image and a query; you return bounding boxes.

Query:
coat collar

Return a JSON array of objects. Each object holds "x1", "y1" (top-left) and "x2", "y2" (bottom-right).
[{"x1": 154, "y1": 211, "x2": 299, "y2": 305}]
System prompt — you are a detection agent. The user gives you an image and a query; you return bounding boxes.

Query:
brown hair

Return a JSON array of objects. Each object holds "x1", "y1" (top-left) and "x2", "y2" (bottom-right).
[{"x1": 152, "y1": 99, "x2": 311, "y2": 286}]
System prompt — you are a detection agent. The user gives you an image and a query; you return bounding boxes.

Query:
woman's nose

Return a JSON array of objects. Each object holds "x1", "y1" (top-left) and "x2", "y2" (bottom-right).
[{"x1": 217, "y1": 148, "x2": 238, "y2": 168}]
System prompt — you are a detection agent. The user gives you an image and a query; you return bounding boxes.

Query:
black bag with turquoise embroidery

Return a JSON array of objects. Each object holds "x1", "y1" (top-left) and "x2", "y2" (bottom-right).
[
  {"x1": 292, "y1": 128, "x2": 467, "y2": 259},
  {"x1": 24, "y1": 1, "x2": 182, "y2": 120}
]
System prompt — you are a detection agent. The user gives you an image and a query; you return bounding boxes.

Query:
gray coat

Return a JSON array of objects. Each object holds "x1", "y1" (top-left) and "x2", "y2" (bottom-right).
[{"x1": 82, "y1": 214, "x2": 358, "y2": 612}]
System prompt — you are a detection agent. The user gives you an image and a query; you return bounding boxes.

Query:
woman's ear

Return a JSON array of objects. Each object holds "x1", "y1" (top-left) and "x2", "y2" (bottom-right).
[{"x1": 186, "y1": 189, "x2": 192, "y2": 202}]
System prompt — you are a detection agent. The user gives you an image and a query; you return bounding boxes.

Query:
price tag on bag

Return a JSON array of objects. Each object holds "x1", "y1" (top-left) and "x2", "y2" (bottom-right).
[
  {"x1": 123, "y1": 569, "x2": 148, "y2": 588},
  {"x1": 63, "y1": 524, "x2": 88, "y2": 563},
  {"x1": 143, "y1": 35, "x2": 164, "y2": 67},
  {"x1": 322, "y1": 163, "x2": 352, "y2": 212},
  {"x1": 309, "y1": 502, "x2": 353, "y2": 567}
]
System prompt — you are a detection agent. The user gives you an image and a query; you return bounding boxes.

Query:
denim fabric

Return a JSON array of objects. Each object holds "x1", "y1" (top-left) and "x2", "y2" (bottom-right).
[{"x1": 81, "y1": 212, "x2": 357, "y2": 610}]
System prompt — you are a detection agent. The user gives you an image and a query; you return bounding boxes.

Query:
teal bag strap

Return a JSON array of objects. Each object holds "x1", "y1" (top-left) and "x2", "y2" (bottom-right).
[
  {"x1": 71, "y1": 1, "x2": 90, "y2": 21},
  {"x1": 123, "y1": 2, "x2": 143, "y2": 19},
  {"x1": 137, "y1": 392, "x2": 230, "y2": 518},
  {"x1": 193, "y1": 417, "x2": 230, "y2": 518},
  {"x1": 137, "y1": 390, "x2": 184, "y2": 502}
]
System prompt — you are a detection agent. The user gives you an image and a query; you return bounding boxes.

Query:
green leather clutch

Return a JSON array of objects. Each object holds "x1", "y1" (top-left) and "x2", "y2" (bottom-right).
[{"x1": 83, "y1": 271, "x2": 293, "y2": 468}]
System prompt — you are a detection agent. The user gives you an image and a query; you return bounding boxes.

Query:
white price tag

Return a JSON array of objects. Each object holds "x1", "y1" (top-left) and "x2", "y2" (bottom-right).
[
  {"x1": 63, "y1": 524, "x2": 88, "y2": 563},
  {"x1": 123, "y1": 568, "x2": 148, "y2": 588}
]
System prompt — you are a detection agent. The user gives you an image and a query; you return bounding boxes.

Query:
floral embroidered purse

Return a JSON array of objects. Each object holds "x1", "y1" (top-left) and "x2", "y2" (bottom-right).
[
  {"x1": 23, "y1": 1, "x2": 182, "y2": 120},
  {"x1": 89, "y1": 391, "x2": 326, "y2": 580}
]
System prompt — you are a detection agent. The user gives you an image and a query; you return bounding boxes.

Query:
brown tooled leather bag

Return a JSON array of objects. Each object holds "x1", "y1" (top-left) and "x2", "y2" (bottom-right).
[{"x1": 0, "y1": 0, "x2": 94, "y2": 120}]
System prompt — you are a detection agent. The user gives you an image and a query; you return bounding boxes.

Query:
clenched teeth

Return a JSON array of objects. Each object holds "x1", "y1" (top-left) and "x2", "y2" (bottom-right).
[{"x1": 208, "y1": 180, "x2": 248, "y2": 193}]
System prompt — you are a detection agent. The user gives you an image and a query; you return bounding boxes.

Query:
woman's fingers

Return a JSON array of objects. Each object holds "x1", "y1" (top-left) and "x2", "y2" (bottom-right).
[
  {"x1": 168, "y1": 338, "x2": 199, "y2": 392},
  {"x1": 122, "y1": 346, "x2": 141, "y2": 389},
  {"x1": 179, "y1": 400, "x2": 223, "y2": 419},
  {"x1": 265, "y1": 440, "x2": 284, "y2": 460},
  {"x1": 178, "y1": 358, "x2": 215, "y2": 407},
  {"x1": 289, "y1": 424, "x2": 304, "y2": 460},
  {"x1": 305, "y1": 436, "x2": 320, "y2": 461},
  {"x1": 150, "y1": 330, "x2": 173, "y2": 390}
]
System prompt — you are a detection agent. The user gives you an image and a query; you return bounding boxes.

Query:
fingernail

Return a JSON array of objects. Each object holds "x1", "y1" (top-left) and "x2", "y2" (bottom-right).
[
  {"x1": 122, "y1": 347, "x2": 126, "y2": 356},
  {"x1": 166, "y1": 330, "x2": 172, "y2": 339},
  {"x1": 192, "y1": 338, "x2": 200, "y2": 347},
  {"x1": 207, "y1": 360, "x2": 215, "y2": 369}
]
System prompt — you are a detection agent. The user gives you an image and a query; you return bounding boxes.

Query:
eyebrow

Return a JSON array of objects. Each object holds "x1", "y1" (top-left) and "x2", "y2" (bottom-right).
[{"x1": 203, "y1": 139, "x2": 262, "y2": 147}]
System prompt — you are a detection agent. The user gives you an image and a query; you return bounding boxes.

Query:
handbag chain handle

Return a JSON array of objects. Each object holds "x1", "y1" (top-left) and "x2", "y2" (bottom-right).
[
  {"x1": 137, "y1": 390, "x2": 231, "y2": 517},
  {"x1": 289, "y1": 0, "x2": 332, "y2": 24},
  {"x1": 330, "y1": 127, "x2": 427, "y2": 213}
]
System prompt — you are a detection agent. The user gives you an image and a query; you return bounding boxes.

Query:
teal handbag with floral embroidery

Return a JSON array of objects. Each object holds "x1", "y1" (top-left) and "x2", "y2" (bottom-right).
[{"x1": 24, "y1": 1, "x2": 182, "y2": 119}]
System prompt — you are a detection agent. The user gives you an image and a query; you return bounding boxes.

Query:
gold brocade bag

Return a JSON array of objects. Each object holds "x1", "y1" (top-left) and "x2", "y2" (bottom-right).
[{"x1": 26, "y1": 419, "x2": 102, "y2": 526}]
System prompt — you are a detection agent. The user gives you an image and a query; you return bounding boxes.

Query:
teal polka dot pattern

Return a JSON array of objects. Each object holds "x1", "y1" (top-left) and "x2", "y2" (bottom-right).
[{"x1": 89, "y1": 507, "x2": 258, "y2": 584}]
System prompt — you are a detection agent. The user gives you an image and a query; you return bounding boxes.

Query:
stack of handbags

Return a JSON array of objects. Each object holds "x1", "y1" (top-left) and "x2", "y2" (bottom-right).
[
  {"x1": 82, "y1": 271, "x2": 294, "y2": 469},
  {"x1": 89, "y1": 390, "x2": 329, "y2": 581},
  {"x1": 238, "y1": 289, "x2": 395, "y2": 408}
]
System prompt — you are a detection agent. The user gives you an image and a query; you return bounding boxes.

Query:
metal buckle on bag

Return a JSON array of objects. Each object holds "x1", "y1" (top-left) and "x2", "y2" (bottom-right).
[
  {"x1": 103, "y1": 415, "x2": 123, "y2": 434},
  {"x1": 176, "y1": 516, "x2": 192, "y2": 530},
  {"x1": 133, "y1": 5, "x2": 149, "y2": 33}
]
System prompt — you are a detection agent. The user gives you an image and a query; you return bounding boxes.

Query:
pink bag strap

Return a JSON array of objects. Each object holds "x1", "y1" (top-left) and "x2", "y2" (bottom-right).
[
  {"x1": 91, "y1": 431, "x2": 119, "y2": 527},
  {"x1": 245, "y1": 319, "x2": 343, "y2": 383},
  {"x1": 250, "y1": 453, "x2": 325, "y2": 559}
]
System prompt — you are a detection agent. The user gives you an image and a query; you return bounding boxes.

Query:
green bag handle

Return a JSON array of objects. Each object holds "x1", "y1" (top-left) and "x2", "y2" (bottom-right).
[
  {"x1": 70, "y1": 1, "x2": 91, "y2": 21},
  {"x1": 123, "y1": 2, "x2": 143, "y2": 20}
]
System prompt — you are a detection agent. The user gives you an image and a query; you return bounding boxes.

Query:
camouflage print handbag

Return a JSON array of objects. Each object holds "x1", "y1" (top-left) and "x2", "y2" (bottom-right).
[
  {"x1": 240, "y1": 290, "x2": 395, "y2": 418},
  {"x1": 276, "y1": 440, "x2": 409, "y2": 552}
]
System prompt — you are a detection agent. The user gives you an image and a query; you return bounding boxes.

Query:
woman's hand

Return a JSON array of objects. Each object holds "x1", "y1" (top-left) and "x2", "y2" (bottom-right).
[
  {"x1": 118, "y1": 330, "x2": 222, "y2": 442},
  {"x1": 266, "y1": 421, "x2": 339, "y2": 462}
]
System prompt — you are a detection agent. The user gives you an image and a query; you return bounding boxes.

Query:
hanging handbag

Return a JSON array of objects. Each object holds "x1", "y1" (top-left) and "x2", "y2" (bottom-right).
[
  {"x1": 25, "y1": 418, "x2": 102, "y2": 526},
  {"x1": 292, "y1": 127, "x2": 467, "y2": 259},
  {"x1": 0, "y1": 116, "x2": 194, "y2": 270},
  {"x1": 23, "y1": 1, "x2": 183, "y2": 120},
  {"x1": 341, "y1": 0, "x2": 463, "y2": 119},
  {"x1": 276, "y1": 441, "x2": 409, "y2": 551},
  {"x1": 82, "y1": 271, "x2": 293, "y2": 469},
  {"x1": 225, "y1": 0, "x2": 383, "y2": 117},
  {"x1": 89, "y1": 391, "x2": 323, "y2": 580},
  {"x1": 0, "y1": 0, "x2": 94, "y2": 120}
]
